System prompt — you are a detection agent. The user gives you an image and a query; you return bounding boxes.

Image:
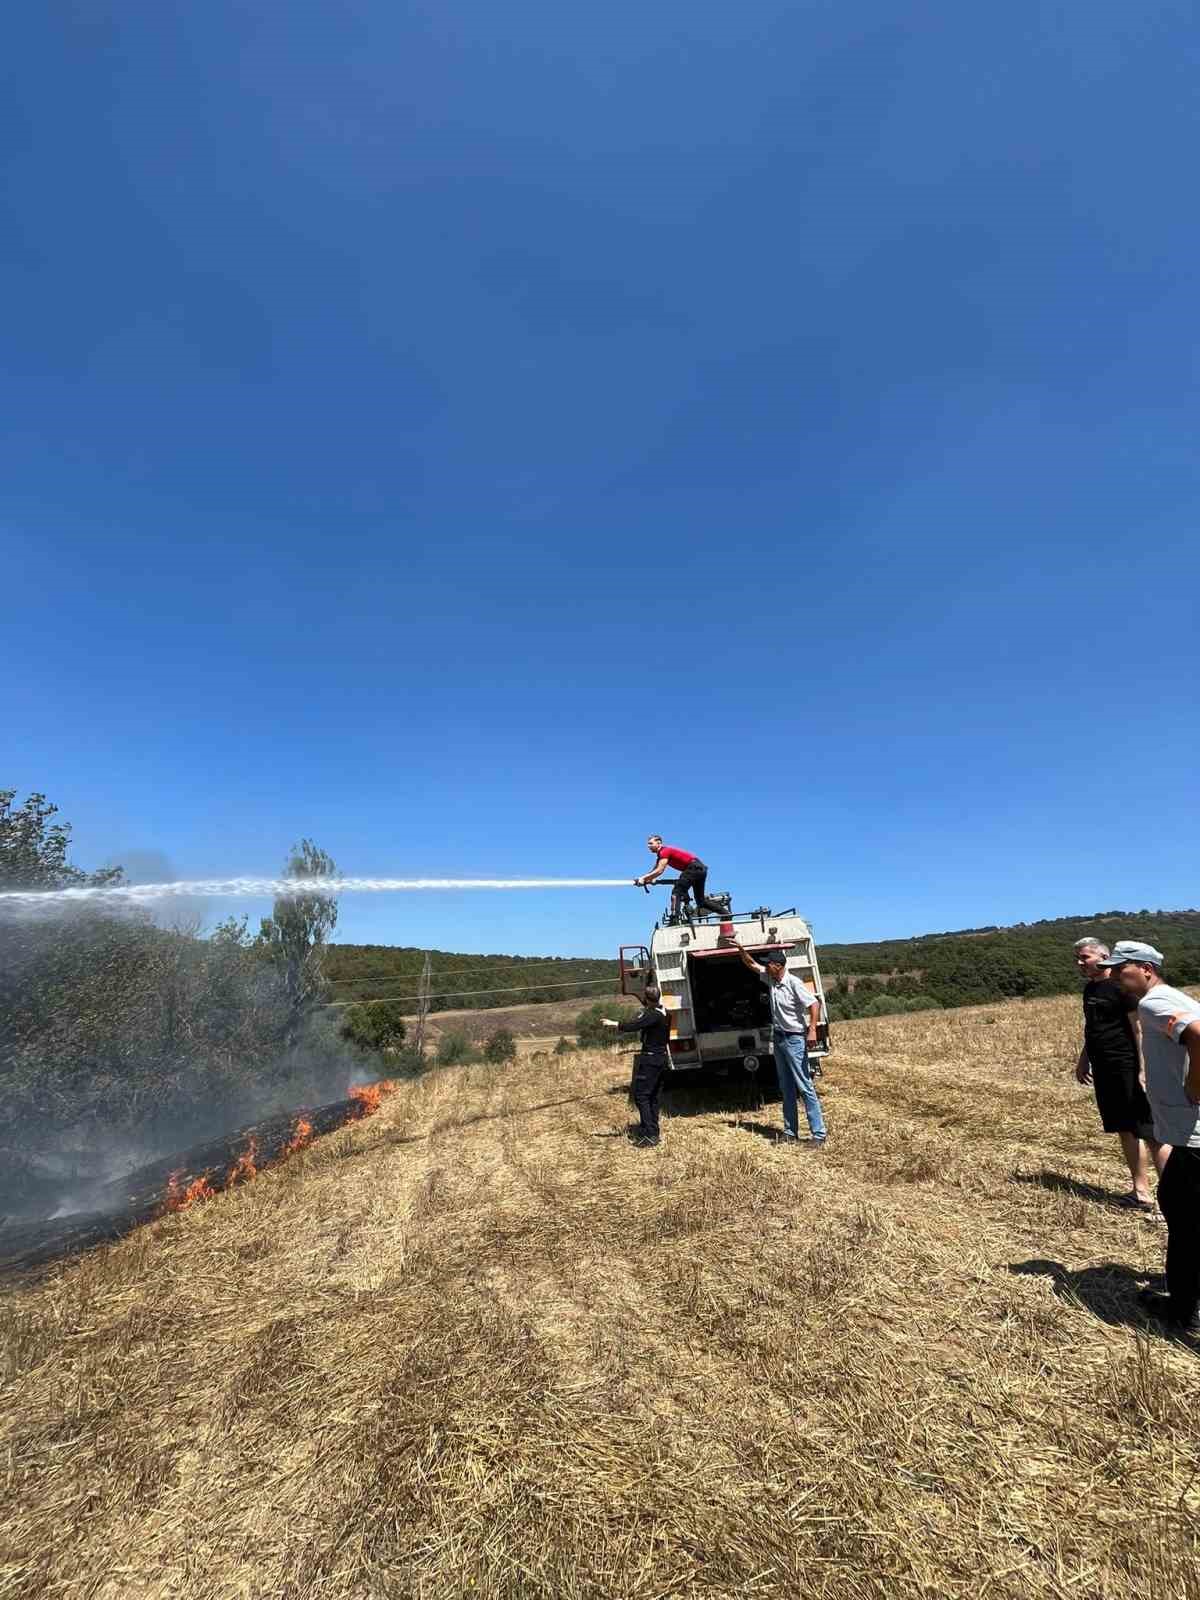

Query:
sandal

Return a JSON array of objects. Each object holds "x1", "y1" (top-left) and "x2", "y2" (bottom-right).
[{"x1": 1116, "y1": 1193, "x2": 1156, "y2": 1212}]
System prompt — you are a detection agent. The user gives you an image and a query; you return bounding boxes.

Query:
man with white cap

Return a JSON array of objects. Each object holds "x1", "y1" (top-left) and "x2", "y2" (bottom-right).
[
  {"x1": 1071, "y1": 937, "x2": 1167, "y2": 1209},
  {"x1": 1101, "y1": 941, "x2": 1200, "y2": 1335}
]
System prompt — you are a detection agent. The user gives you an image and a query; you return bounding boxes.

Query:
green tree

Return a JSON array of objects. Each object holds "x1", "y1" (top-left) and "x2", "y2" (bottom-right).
[
  {"x1": 257, "y1": 839, "x2": 338, "y2": 1030},
  {"x1": 340, "y1": 1000, "x2": 407, "y2": 1053},
  {"x1": 483, "y1": 1027, "x2": 517, "y2": 1063},
  {"x1": 436, "y1": 1029, "x2": 477, "y2": 1066},
  {"x1": 0, "y1": 790, "x2": 123, "y2": 890},
  {"x1": 576, "y1": 1001, "x2": 635, "y2": 1049}
]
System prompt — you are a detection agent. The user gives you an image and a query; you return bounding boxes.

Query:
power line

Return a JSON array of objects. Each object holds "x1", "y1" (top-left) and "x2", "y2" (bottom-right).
[
  {"x1": 326, "y1": 957, "x2": 616, "y2": 990},
  {"x1": 326, "y1": 969, "x2": 614, "y2": 998},
  {"x1": 324, "y1": 974, "x2": 618, "y2": 1011}
]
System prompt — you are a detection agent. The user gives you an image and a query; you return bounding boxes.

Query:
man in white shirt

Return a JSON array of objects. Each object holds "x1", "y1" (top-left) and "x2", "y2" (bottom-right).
[
  {"x1": 1101, "y1": 941, "x2": 1200, "y2": 1334},
  {"x1": 736, "y1": 945, "x2": 826, "y2": 1144}
]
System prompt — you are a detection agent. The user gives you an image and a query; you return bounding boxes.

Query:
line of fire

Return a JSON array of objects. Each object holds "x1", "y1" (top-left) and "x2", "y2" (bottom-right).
[{"x1": 0, "y1": 1080, "x2": 398, "y2": 1283}]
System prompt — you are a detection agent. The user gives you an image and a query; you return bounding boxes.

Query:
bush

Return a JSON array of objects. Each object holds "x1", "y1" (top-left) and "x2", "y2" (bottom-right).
[
  {"x1": 483, "y1": 1027, "x2": 517, "y2": 1064},
  {"x1": 386, "y1": 1045, "x2": 427, "y2": 1077},
  {"x1": 858, "y1": 994, "x2": 942, "y2": 1018},
  {"x1": 435, "y1": 1030, "x2": 477, "y2": 1066},
  {"x1": 554, "y1": 1036, "x2": 576, "y2": 1056},
  {"x1": 339, "y1": 1000, "x2": 407, "y2": 1053},
  {"x1": 576, "y1": 1001, "x2": 634, "y2": 1050}
]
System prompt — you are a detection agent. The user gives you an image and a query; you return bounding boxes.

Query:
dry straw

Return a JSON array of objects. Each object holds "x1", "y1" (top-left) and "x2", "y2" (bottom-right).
[{"x1": 2, "y1": 994, "x2": 1199, "y2": 1598}]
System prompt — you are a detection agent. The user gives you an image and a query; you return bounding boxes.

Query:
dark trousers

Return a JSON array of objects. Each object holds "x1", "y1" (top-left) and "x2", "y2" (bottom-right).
[
  {"x1": 632, "y1": 1052, "x2": 667, "y2": 1141},
  {"x1": 672, "y1": 862, "x2": 727, "y2": 919},
  {"x1": 1158, "y1": 1147, "x2": 1200, "y2": 1322}
]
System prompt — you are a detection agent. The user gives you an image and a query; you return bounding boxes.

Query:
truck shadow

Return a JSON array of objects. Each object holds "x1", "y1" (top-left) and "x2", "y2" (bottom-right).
[{"x1": 602, "y1": 1076, "x2": 781, "y2": 1120}]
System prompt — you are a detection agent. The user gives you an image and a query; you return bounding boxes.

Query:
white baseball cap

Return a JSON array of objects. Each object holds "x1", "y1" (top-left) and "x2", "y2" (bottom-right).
[{"x1": 1099, "y1": 940, "x2": 1164, "y2": 968}]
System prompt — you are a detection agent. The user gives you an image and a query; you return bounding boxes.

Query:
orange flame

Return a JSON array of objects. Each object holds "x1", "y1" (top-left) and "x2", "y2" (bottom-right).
[
  {"x1": 158, "y1": 1082, "x2": 398, "y2": 1214},
  {"x1": 226, "y1": 1137, "x2": 258, "y2": 1187},
  {"x1": 348, "y1": 1079, "x2": 398, "y2": 1119},
  {"x1": 281, "y1": 1116, "x2": 313, "y2": 1158},
  {"x1": 349, "y1": 1083, "x2": 382, "y2": 1118},
  {"x1": 162, "y1": 1169, "x2": 216, "y2": 1214}
]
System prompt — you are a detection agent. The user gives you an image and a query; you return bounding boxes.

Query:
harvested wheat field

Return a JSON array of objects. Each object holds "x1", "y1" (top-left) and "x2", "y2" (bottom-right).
[{"x1": 3, "y1": 994, "x2": 1199, "y2": 1599}]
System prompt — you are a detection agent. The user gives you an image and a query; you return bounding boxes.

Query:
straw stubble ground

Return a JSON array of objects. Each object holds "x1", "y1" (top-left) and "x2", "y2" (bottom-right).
[{"x1": 3, "y1": 995, "x2": 1200, "y2": 1598}]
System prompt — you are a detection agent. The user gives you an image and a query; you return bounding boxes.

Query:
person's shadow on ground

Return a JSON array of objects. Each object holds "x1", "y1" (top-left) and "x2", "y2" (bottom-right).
[
  {"x1": 1008, "y1": 1258, "x2": 1165, "y2": 1334},
  {"x1": 1010, "y1": 1169, "x2": 1136, "y2": 1207},
  {"x1": 723, "y1": 1119, "x2": 783, "y2": 1144}
]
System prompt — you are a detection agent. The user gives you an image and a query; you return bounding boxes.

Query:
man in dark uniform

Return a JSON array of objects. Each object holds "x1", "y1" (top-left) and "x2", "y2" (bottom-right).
[
  {"x1": 634, "y1": 835, "x2": 730, "y2": 923},
  {"x1": 601, "y1": 984, "x2": 670, "y2": 1148},
  {"x1": 1073, "y1": 936, "x2": 1168, "y2": 1209}
]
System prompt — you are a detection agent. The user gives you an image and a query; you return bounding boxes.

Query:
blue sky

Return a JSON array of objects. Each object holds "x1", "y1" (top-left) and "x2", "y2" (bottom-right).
[{"x1": 4, "y1": 2, "x2": 1197, "y2": 958}]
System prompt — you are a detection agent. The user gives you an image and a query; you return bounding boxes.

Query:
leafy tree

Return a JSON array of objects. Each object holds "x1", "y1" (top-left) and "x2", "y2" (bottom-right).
[
  {"x1": 435, "y1": 1029, "x2": 477, "y2": 1066},
  {"x1": 0, "y1": 790, "x2": 123, "y2": 890},
  {"x1": 483, "y1": 1027, "x2": 517, "y2": 1063},
  {"x1": 576, "y1": 1001, "x2": 637, "y2": 1049},
  {"x1": 340, "y1": 1000, "x2": 407, "y2": 1053},
  {"x1": 858, "y1": 994, "x2": 942, "y2": 1017},
  {"x1": 257, "y1": 839, "x2": 338, "y2": 1029}
]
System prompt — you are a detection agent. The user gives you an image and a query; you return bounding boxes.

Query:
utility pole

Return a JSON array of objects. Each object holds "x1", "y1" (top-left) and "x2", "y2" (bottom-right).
[{"x1": 413, "y1": 952, "x2": 432, "y2": 1060}]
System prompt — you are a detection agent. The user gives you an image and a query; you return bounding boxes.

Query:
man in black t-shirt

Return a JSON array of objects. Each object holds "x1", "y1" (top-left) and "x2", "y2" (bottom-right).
[{"x1": 1073, "y1": 937, "x2": 1169, "y2": 1209}]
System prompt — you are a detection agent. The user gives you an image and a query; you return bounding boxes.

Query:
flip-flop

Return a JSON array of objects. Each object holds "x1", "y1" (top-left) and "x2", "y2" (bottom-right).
[{"x1": 1115, "y1": 1193, "x2": 1156, "y2": 1212}]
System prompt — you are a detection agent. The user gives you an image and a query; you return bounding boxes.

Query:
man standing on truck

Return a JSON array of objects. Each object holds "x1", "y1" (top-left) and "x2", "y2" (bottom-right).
[
  {"x1": 601, "y1": 984, "x2": 670, "y2": 1148},
  {"x1": 735, "y1": 945, "x2": 827, "y2": 1145},
  {"x1": 634, "y1": 835, "x2": 730, "y2": 923}
]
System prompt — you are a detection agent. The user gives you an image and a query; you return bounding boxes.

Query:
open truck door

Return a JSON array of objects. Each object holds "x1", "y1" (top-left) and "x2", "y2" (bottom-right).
[{"x1": 618, "y1": 945, "x2": 651, "y2": 997}]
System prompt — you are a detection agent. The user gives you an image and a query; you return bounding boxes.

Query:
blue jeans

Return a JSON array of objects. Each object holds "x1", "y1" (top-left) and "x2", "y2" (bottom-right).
[{"x1": 773, "y1": 1032, "x2": 826, "y2": 1140}]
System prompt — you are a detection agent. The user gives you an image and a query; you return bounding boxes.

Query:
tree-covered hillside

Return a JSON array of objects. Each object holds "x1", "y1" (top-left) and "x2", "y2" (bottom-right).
[
  {"x1": 324, "y1": 945, "x2": 618, "y2": 1015},
  {"x1": 818, "y1": 909, "x2": 1200, "y2": 1020}
]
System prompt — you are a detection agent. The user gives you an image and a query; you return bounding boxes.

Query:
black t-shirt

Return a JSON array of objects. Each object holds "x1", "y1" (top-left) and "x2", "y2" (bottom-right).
[
  {"x1": 617, "y1": 1005, "x2": 671, "y2": 1055},
  {"x1": 1082, "y1": 979, "x2": 1138, "y2": 1071}
]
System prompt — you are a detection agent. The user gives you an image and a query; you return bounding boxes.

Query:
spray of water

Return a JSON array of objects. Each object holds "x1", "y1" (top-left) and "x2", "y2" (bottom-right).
[{"x1": 0, "y1": 875, "x2": 632, "y2": 909}]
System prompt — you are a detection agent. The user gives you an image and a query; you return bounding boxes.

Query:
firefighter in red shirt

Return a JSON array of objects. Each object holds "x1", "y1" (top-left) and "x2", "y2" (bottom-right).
[{"x1": 634, "y1": 835, "x2": 730, "y2": 922}]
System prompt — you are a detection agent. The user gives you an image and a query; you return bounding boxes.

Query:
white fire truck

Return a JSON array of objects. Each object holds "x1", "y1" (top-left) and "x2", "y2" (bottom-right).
[{"x1": 617, "y1": 893, "x2": 831, "y2": 1083}]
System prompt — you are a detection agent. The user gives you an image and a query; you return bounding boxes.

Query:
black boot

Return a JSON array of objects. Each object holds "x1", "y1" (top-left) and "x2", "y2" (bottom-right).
[{"x1": 1139, "y1": 1288, "x2": 1200, "y2": 1334}]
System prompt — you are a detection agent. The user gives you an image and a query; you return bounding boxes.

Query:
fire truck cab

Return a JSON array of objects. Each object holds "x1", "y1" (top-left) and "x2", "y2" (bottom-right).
[{"x1": 618, "y1": 902, "x2": 831, "y2": 1082}]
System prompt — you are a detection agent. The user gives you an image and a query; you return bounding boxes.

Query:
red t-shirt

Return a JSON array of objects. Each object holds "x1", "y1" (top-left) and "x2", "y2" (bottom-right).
[{"x1": 657, "y1": 845, "x2": 697, "y2": 869}]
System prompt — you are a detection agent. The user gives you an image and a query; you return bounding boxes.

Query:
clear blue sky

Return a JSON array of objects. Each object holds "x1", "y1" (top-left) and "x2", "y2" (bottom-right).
[{"x1": 4, "y1": 3, "x2": 1197, "y2": 958}]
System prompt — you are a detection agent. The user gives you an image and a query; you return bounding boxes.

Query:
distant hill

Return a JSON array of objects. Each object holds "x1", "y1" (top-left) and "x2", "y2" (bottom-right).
[
  {"x1": 325, "y1": 911, "x2": 1200, "y2": 1026},
  {"x1": 817, "y1": 908, "x2": 1200, "y2": 1020},
  {"x1": 323, "y1": 944, "x2": 618, "y2": 1016}
]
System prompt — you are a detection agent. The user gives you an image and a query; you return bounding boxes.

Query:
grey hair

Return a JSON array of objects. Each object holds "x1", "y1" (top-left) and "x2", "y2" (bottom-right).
[{"x1": 1073, "y1": 937, "x2": 1110, "y2": 957}]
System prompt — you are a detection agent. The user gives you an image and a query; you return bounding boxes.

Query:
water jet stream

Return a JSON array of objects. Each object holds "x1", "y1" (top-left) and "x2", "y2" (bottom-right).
[{"x1": 0, "y1": 875, "x2": 631, "y2": 909}]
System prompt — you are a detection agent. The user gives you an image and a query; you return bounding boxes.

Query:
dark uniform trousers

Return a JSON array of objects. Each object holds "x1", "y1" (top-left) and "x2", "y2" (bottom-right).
[
  {"x1": 1159, "y1": 1147, "x2": 1200, "y2": 1322},
  {"x1": 672, "y1": 861, "x2": 728, "y2": 920},
  {"x1": 632, "y1": 1052, "x2": 668, "y2": 1141}
]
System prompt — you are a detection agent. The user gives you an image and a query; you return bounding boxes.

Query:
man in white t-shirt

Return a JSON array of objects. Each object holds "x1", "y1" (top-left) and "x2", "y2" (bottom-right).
[{"x1": 1100, "y1": 941, "x2": 1200, "y2": 1334}]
